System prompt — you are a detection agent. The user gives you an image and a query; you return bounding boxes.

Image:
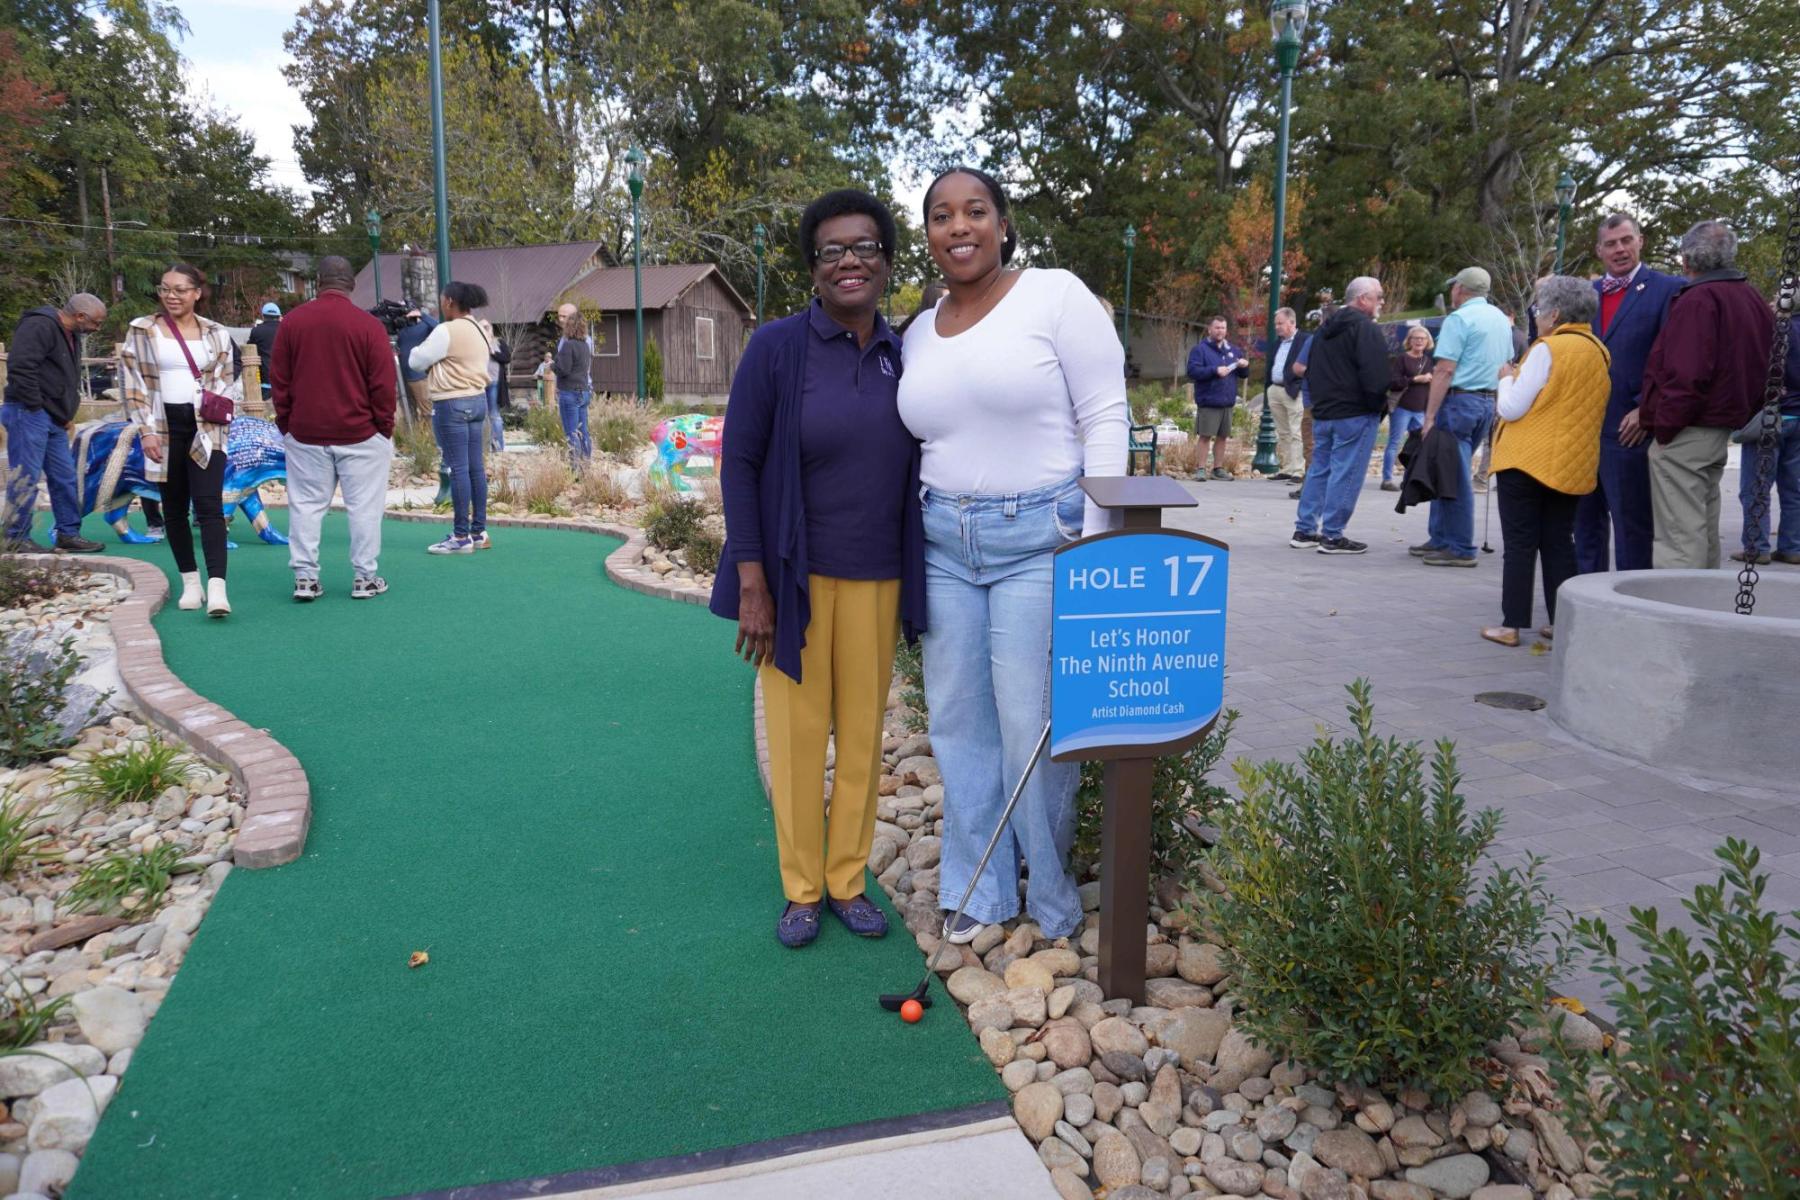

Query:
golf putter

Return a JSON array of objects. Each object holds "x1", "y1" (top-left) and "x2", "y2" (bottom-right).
[{"x1": 879, "y1": 721, "x2": 1053, "y2": 1012}]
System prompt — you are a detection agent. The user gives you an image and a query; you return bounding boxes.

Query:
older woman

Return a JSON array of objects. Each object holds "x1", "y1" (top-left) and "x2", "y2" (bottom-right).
[
  {"x1": 408, "y1": 281, "x2": 493, "y2": 553},
  {"x1": 898, "y1": 167, "x2": 1129, "y2": 943},
  {"x1": 120, "y1": 263, "x2": 239, "y2": 616},
  {"x1": 1383, "y1": 324, "x2": 1434, "y2": 490},
  {"x1": 1483, "y1": 276, "x2": 1612, "y2": 646},
  {"x1": 711, "y1": 189, "x2": 921, "y2": 949}
]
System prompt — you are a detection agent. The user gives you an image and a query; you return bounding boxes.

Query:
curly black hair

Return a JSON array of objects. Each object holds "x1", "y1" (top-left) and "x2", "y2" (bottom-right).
[
  {"x1": 922, "y1": 167, "x2": 1017, "y2": 264},
  {"x1": 798, "y1": 189, "x2": 897, "y2": 267},
  {"x1": 441, "y1": 280, "x2": 489, "y2": 312}
]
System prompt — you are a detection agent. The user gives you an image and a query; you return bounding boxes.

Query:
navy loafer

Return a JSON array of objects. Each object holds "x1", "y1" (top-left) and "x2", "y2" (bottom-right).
[
  {"x1": 777, "y1": 902, "x2": 822, "y2": 948},
  {"x1": 827, "y1": 894, "x2": 889, "y2": 938}
]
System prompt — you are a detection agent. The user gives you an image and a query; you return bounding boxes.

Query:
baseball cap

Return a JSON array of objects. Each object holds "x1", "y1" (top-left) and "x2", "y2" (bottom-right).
[
  {"x1": 1443, "y1": 267, "x2": 1491, "y2": 296},
  {"x1": 261, "y1": 302, "x2": 281, "y2": 317}
]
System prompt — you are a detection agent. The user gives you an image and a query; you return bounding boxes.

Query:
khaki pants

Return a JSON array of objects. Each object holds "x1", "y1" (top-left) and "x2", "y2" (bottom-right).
[
  {"x1": 405, "y1": 379, "x2": 432, "y2": 421},
  {"x1": 1649, "y1": 425, "x2": 1731, "y2": 568},
  {"x1": 1265, "y1": 385, "x2": 1305, "y2": 475},
  {"x1": 760, "y1": 575, "x2": 900, "y2": 904}
]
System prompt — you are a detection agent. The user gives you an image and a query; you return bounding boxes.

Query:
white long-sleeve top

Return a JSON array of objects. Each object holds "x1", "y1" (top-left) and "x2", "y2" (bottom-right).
[
  {"x1": 897, "y1": 268, "x2": 1129, "y2": 535},
  {"x1": 1496, "y1": 341, "x2": 1553, "y2": 421}
]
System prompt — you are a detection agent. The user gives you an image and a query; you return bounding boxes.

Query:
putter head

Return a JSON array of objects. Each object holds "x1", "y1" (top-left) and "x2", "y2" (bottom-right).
[{"x1": 878, "y1": 980, "x2": 933, "y2": 1012}]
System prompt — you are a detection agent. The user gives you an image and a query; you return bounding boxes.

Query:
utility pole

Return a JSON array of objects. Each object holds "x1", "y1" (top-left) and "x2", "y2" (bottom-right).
[{"x1": 427, "y1": 0, "x2": 452, "y2": 291}]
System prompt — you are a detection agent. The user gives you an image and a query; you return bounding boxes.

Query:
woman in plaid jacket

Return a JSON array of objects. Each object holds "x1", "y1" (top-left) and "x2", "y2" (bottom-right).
[{"x1": 119, "y1": 263, "x2": 238, "y2": 616}]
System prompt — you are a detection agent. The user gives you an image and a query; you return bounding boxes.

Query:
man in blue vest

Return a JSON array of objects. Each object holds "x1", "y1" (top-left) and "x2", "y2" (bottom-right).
[{"x1": 1573, "y1": 213, "x2": 1684, "y2": 572}]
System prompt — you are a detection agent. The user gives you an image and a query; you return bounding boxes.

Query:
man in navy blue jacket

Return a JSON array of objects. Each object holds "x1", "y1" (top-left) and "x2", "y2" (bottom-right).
[
  {"x1": 3, "y1": 294, "x2": 107, "y2": 552},
  {"x1": 1574, "y1": 213, "x2": 1684, "y2": 572},
  {"x1": 1186, "y1": 316, "x2": 1248, "y2": 480}
]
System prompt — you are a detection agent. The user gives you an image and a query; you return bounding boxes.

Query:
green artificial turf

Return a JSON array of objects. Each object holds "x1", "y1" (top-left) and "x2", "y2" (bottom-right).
[{"x1": 68, "y1": 513, "x2": 1000, "y2": 1200}]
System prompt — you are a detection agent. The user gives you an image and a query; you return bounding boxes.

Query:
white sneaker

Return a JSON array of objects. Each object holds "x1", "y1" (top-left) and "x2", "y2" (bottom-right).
[
  {"x1": 177, "y1": 572, "x2": 203, "y2": 610},
  {"x1": 206, "y1": 577, "x2": 231, "y2": 617}
]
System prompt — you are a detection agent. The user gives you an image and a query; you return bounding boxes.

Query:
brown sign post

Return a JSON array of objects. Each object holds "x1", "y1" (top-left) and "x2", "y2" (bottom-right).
[{"x1": 1053, "y1": 475, "x2": 1226, "y2": 1005}]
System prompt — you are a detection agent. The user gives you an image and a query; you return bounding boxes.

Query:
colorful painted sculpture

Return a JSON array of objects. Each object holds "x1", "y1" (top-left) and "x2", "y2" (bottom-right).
[
  {"x1": 73, "y1": 416, "x2": 289, "y2": 545},
  {"x1": 649, "y1": 413, "x2": 724, "y2": 494}
]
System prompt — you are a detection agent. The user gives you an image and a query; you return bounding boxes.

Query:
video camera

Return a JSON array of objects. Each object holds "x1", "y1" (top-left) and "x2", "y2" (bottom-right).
[{"x1": 369, "y1": 299, "x2": 419, "y2": 337}]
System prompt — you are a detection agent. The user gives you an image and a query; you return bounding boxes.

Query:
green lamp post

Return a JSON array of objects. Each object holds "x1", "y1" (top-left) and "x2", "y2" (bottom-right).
[
  {"x1": 1554, "y1": 170, "x2": 1577, "y2": 273},
  {"x1": 426, "y1": 0, "x2": 450, "y2": 293},
  {"x1": 753, "y1": 221, "x2": 767, "y2": 327},
  {"x1": 1253, "y1": 0, "x2": 1310, "y2": 478},
  {"x1": 366, "y1": 209, "x2": 383, "y2": 304},
  {"x1": 627, "y1": 145, "x2": 647, "y2": 404},
  {"x1": 1123, "y1": 224, "x2": 1137, "y2": 371}
]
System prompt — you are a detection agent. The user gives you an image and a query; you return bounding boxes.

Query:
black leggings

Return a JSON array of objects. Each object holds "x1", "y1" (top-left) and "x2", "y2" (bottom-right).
[
  {"x1": 160, "y1": 405, "x2": 228, "y2": 578},
  {"x1": 1496, "y1": 468, "x2": 1578, "y2": 630}
]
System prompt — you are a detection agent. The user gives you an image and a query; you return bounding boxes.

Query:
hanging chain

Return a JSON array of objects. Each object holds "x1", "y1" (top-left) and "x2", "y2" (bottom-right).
[{"x1": 1736, "y1": 173, "x2": 1800, "y2": 616}]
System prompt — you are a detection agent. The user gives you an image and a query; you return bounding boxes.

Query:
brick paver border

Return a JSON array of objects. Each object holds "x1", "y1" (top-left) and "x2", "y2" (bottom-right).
[{"x1": 8, "y1": 553, "x2": 309, "y2": 868}]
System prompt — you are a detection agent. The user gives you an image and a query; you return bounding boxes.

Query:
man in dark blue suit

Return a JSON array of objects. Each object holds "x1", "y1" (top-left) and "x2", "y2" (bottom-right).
[{"x1": 1574, "y1": 212, "x2": 1685, "y2": 573}]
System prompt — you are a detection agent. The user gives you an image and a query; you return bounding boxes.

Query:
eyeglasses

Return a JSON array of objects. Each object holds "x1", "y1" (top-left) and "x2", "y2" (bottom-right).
[
  {"x1": 815, "y1": 240, "x2": 883, "y2": 264},
  {"x1": 156, "y1": 285, "x2": 198, "y2": 296}
]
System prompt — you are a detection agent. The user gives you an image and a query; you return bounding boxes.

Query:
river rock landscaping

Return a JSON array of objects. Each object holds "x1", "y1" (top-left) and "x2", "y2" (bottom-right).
[
  {"x1": 1, "y1": 560, "x2": 241, "y2": 1198},
  {"x1": 868, "y1": 691, "x2": 1615, "y2": 1200}
]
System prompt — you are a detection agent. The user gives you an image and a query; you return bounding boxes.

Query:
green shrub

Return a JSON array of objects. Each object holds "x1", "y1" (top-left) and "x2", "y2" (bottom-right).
[
  {"x1": 0, "y1": 971, "x2": 71, "y2": 1050},
  {"x1": 645, "y1": 336, "x2": 666, "y2": 402},
  {"x1": 893, "y1": 637, "x2": 927, "y2": 733},
  {"x1": 592, "y1": 398, "x2": 654, "y2": 456},
  {"x1": 1, "y1": 637, "x2": 101, "y2": 767},
  {"x1": 0, "y1": 797, "x2": 55, "y2": 880},
  {"x1": 1197, "y1": 680, "x2": 1561, "y2": 1099},
  {"x1": 684, "y1": 530, "x2": 722, "y2": 575},
  {"x1": 644, "y1": 498, "x2": 706, "y2": 552},
  {"x1": 0, "y1": 556, "x2": 80, "y2": 608},
  {"x1": 1073, "y1": 709, "x2": 1237, "y2": 883},
  {"x1": 65, "y1": 843, "x2": 187, "y2": 917},
  {"x1": 1553, "y1": 838, "x2": 1800, "y2": 1198},
  {"x1": 523, "y1": 402, "x2": 567, "y2": 449},
  {"x1": 57, "y1": 735, "x2": 200, "y2": 810},
  {"x1": 394, "y1": 418, "x2": 438, "y2": 478}
]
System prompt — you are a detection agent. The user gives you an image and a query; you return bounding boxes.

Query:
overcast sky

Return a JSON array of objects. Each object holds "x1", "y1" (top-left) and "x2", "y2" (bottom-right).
[{"x1": 177, "y1": 0, "x2": 313, "y2": 196}]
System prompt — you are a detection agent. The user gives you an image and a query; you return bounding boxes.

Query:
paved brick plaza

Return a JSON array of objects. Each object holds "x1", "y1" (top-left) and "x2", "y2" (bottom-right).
[{"x1": 1162, "y1": 461, "x2": 1800, "y2": 1009}]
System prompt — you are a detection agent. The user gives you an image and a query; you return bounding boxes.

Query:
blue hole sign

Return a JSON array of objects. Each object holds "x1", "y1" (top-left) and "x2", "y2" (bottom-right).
[{"x1": 1050, "y1": 529, "x2": 1228, "y2": 762}]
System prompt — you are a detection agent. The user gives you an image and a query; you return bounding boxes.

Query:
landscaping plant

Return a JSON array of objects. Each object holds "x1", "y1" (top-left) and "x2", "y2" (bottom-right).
[
  {"x1": 644, "y1": 498, "x2": 706, "y2": 553},
  {"x1": 592, "y1": 398, "x2": 654, "y2": 456},
  {"x1": 1197, "y1": 680, "x2": 1562, "y2": 1099},
  {"x1": 519, "y1": 456, "x2": 572, "y2": 516},
  {"x1": 683, "y1": 530, "x2": 722, "y2": 575},
  {"x1": 893, "y1": 637, "x2": 928, "y2": 733},
  {"x1": 394, "y1": 418, "x2": 439, "y2": 478},
  {"x1": 523, "y1": 402, "x2": 567, "y2": 449},
  {"x1": 644, "y1": 335, "x2": 665, "y2": 402},
  {"x1": 1553, "y1": 838, "x2": 1800, "y2": 1199},
  {"x1": 0, "y1": 555, "x2": 79, "y2": 608},
  {"x1": 0, "y1": 970, "x2": 71, "y2": 1051},
  {"x1": 65, "y1": 843, "x2": 187, "y2": 917},
  {"x1": 1, "y1": 637, "x2": 101, "y2": 767},
  {"x1": 0, "y1": 796, "x2": 56, "y2": 879},
  {"x1": 1073, "y1": 709, "x2": 1238, "y2": 883},
  {"x1": 57, "y1": 734, "x2": 200, "y2": 810}
]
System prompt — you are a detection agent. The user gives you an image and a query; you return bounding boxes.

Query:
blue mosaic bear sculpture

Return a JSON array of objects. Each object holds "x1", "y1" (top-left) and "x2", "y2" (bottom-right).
[{"x1": 73, "y1": 416, "x2": 289, "y2": 546}]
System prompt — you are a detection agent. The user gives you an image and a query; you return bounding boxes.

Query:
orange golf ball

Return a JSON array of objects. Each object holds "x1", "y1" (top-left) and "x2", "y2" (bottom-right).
[{"x1": 900, "y1": 999, "x2": 924, "y2": 1023}]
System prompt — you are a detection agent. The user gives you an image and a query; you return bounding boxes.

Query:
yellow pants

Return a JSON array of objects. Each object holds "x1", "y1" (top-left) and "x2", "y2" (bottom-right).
[{"x1": 760, "y1": 575, "x2": 900, "y2": 904}]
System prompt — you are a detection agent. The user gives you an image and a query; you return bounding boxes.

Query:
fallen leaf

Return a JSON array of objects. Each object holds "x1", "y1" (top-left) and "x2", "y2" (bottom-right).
[
  {"x1": 408, "y1": 951, "x2": 429, "y2": 969},
  {"x1": 1530, "y1": 642, "x2": 1549, "y2": 655},
  {"x1": 1550, "y1": 996, "x2": 1588, "y2": 1015},
  {"x1": 1327, "y1": 609, "x2": 1338, "y2": 617}
]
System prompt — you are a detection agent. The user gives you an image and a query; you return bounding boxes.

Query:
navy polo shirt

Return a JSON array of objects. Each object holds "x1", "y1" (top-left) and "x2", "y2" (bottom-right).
[{"x1": 799, "y1": 300, "x2": 908, "y2": 580}]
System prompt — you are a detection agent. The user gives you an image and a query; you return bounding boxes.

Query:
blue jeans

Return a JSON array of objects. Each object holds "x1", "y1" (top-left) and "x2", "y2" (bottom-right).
[
  {"x1": 1, "y1": 403, "x2": 81, "y2": 541},
  {"x1": 1739, "y1": 417, "x2": 1800, "y2": 555},
  {"x1": 1426, "y1": 392, "x2": 1494, "y2": 559},
  {"x1": 431, "y1": 395, "x2": 488, "y2": 537},
  {"x1": 558, "y1": 389, "x2": 592, "y2": 463},
  {"x1": 920, "y1": 475, "x2": 1084, "y2": 937},
  {"x1": 1383, "y1": 407, "x2": 1425, "y2": 482},
  {"x1": 485, "y1": 382, "x2": 505, "y2": 454},
  {"x1": 1294, "y1": 414, "x2": 1380, "y2": 540}
]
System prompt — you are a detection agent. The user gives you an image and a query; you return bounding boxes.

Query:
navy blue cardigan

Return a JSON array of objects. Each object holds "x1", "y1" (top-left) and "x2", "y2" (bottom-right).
[{"x1": 708, "y1": 310, "x2": 927, "y2": 683}]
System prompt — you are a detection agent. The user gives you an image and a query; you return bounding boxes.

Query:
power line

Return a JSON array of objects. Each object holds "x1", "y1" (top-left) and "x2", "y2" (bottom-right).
[{"x1": 0, "y1": 215, "x2": 344, "y2": 245}]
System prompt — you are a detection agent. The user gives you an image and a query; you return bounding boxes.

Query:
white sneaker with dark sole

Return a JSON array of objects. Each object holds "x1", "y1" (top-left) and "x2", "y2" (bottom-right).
[
  {"x1": 351, "y1": 576, "x2": 389, "y2": 599},
  {"x1": 293, "y1": 578, "x2": 323, "y2": 602}
]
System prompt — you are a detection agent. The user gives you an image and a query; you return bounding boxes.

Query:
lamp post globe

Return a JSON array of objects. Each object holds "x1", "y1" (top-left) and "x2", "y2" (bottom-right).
[
  {"x1": 1253, "y1": 0, "x2": 1310, "y2": 478},
  {"x1": 367, "y1": 209, "x2": 383, "y2": 304},
  {"x1": 626, "y1": 145, "x2": 647, "y2": 403},
  {"x1": 1554, "y1": 170, "x2": 1577, "y2": 273},
  {"x1": 753, "y1": 221, "x2": 767, "y2": 327}
]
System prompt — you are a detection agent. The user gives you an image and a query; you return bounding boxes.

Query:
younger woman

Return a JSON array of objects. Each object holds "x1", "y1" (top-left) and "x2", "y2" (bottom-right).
[{"x1": 408, "y1": 281, "x2": 493, "y2": 553}]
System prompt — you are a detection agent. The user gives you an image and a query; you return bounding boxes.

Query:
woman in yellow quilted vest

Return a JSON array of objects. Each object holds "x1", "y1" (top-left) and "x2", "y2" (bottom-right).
[{"x1": 1483, "y1": 275, "x2": 1612, "y2": 647}]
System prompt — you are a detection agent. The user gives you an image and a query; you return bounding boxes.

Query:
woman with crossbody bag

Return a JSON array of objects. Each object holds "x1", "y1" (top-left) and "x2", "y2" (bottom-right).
[
  {"x1": 408, "y1": 281, "x2": 494, "y2": 554},
  {"x1": 120, "y1": 263, "x2": 238, "y2": 616}
]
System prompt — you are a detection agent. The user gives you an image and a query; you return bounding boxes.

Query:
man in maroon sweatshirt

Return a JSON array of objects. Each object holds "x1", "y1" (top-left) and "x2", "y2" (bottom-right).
[
  {"x1": 1640, "y1": 221, "x2": 1775, "y2": 569},
  {"x1": 270, "y1": 255, "x2": 398, "y2": 601}
]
